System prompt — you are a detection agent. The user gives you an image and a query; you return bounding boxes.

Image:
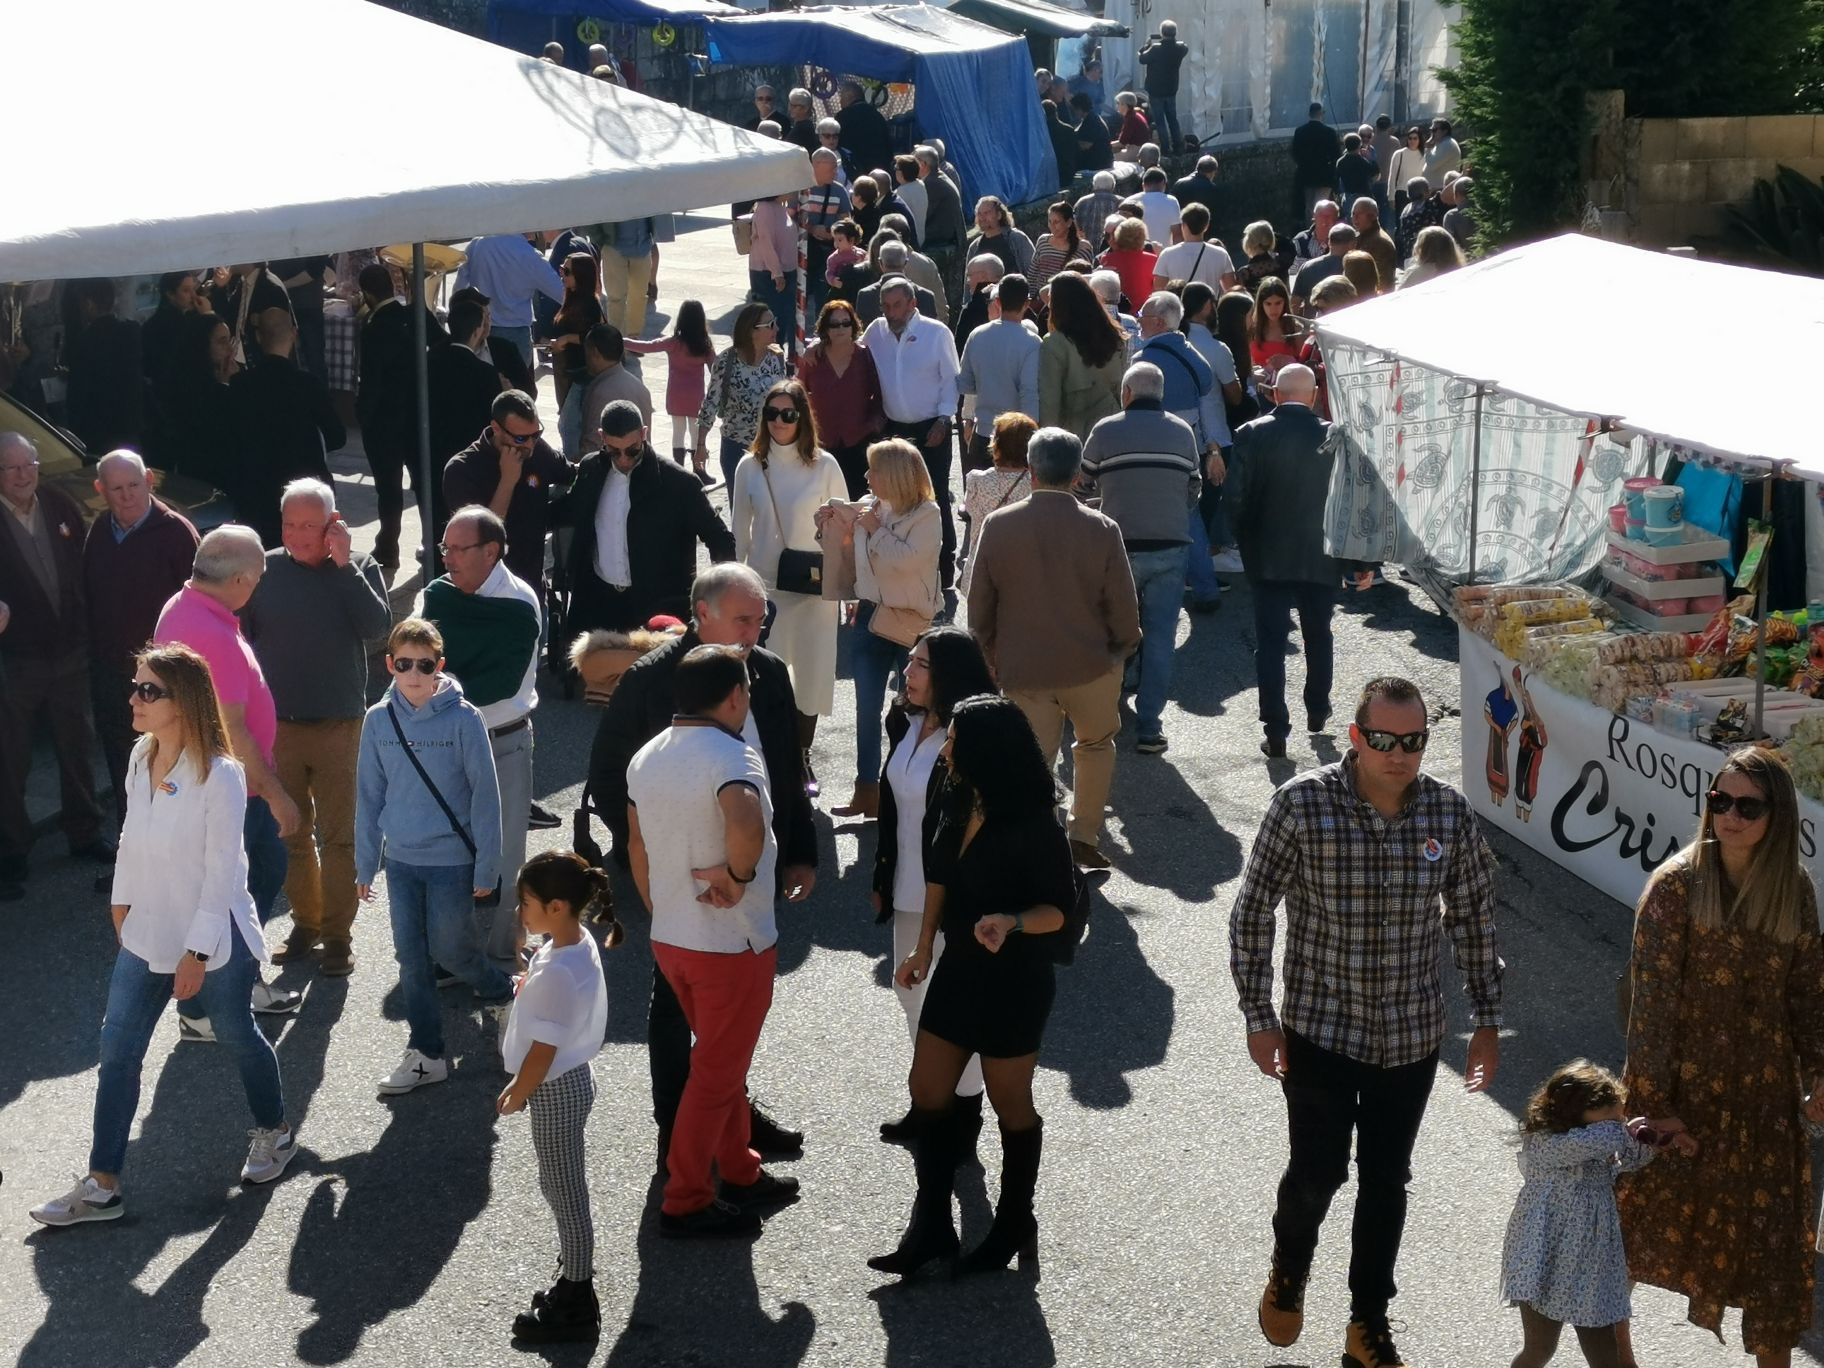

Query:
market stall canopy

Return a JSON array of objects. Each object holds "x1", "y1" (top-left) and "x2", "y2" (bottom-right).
[
  {"x1": 943, "y1": 0, "x2": 1128, "y2": 40},
  {"x1": 700, "y1": 4, "x2": 1057, "y2": 205},
  {"x1": 1315, "y1": 233, "x2": 1824, "y2": 478},
  {"x1": 0, "y1": 0, "x2": 810, "y2": 282},
  {"x1": 485, "y1": 0, "x2": 745, "y2": 18}
]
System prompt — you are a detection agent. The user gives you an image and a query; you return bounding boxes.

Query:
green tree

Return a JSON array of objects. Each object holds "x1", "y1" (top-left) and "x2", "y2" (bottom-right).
[{"x1": 1612, "y1": 0, "x2": 1812, "y2": 116}]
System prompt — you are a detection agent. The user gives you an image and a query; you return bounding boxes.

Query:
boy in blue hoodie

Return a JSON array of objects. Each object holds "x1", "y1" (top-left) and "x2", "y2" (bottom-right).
[{"x1": 358, "y1": 617, "x2": 510, "y2": 1095}]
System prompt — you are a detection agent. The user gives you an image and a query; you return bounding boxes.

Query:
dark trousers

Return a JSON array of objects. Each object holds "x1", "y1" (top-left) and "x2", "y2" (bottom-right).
[
  {"x1": 649, "y1": 959, "x2": 693, "y2": 1133},
  {"x1": 1272, "y1": 1030, "x2": 1439, "y2": 1320},
  {"x1": 365, "y1": 435, "x2": 418, "y2": 563},
  {"x1": 90, "y1": 658, "x2": 136, "y2": 833},
  {"x1": 964, "y1": 430, "x2": 993, "y2": 473},
  {"x1": 0, "y1": 648, "x2": 103, "y2": 863},
  {"x1": 1252, "y1": 578, "x2": 1336, "y2": 742},
  {"x1": 884, "y1": 417, "x2": 956, "y2": 590},
  {"x1": 1149, "y1": 93, "x2": 1182, "y2": 153},
  {"x1": 830, "y1": 439, "x2": 871, "y2": 500}
]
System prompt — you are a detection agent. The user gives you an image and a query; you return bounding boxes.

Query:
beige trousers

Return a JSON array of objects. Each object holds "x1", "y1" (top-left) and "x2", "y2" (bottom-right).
[{"x1": 1005, "y1": 664, "x2": 1122, "y2": 847}]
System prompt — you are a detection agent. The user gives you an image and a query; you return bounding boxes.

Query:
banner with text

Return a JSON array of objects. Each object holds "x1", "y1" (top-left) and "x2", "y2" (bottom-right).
[{"x1": 1457, "y1": 627, "x2": 1824, "y2": 908}]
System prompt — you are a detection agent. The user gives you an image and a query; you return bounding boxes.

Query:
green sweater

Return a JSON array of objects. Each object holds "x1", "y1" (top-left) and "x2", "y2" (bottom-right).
[{"x1": 423, "y1": 576, "x2": 540, "y2": 710}]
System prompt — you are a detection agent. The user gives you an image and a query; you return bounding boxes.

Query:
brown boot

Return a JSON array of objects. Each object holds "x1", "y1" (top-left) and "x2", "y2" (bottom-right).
[
  {"x1": 1343, "y1": 1314, "x2": 1410, "y2": 1367},
  {"x1": 320, "y1": 940, "x2": 356, "y2": 977},
  {"x1": 272, "y1": 928, "x2": 319, "y2": 965},
  {"x1": 832, "y1": 782, "x2": 879, "y2": 819},
  {"x1": 1257, "y1": 1254, "x2": 1306, "y2": 1347}
]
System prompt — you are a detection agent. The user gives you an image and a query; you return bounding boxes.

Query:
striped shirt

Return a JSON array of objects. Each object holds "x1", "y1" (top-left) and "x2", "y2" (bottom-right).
[
  {"x1": 1229, "y1": 757, "x2": 1504, "y2": 1067},
  {"x1": 1077, "y1": 400, "x2": 1200, "y2": 549}
]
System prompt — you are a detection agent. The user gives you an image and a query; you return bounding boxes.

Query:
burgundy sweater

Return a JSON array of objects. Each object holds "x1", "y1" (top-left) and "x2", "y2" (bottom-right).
[{"x1": 82, "y1": 498, "x2": 199, "y2": 673}]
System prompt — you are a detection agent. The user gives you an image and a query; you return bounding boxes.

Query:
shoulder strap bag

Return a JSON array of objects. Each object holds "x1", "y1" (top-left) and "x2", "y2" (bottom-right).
[
  {"x1": 759, "y1": 458, "x2": 824, "y2": 596},
  {"x1": 387, "y1": 703, "x2": 477, "y2": 856}
]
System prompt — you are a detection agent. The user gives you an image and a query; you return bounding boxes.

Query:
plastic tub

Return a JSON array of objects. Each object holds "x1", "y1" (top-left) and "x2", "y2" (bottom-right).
[{"x1": 1643, "y1": 484, "x2": 1685, "y2": 530}]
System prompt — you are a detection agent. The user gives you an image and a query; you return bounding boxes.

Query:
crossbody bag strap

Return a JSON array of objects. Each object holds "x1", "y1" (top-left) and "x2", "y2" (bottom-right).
[
  {"x1": 387, "y1": 702, "x2": 477, "y2": 856},
  {"x1": 993, "y1": 470, "x2": 1029, "y2": 510},
  {"x1": 758, "y1": 457, "x2": 789, "y2": 549}
]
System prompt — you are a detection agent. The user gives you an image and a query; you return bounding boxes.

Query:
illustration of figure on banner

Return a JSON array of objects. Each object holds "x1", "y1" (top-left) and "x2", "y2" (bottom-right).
[
  {"x1": 1513, "y1": 666, "x2": 1549, "y2": 823},
  {"x1": 1483, "y1": 670, "x2": 1518, "y2": 807}
]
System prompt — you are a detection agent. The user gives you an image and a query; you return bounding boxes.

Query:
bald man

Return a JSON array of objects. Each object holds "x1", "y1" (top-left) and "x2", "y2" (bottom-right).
[{"x1": 228, "y1": 308, "x2": 345, "y2": 545}]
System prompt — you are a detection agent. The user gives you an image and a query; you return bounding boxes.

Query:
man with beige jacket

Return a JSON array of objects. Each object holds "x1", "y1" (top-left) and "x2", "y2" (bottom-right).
[{"x1": 965, "y1": 427, "x2": 1140, "y2": 868}]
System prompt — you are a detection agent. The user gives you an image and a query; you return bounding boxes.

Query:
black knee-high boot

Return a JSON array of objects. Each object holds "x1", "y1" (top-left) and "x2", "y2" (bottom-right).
[
  {"x1": 954, "y1": 1117, "x2": 1042, "y2": 1276},
  {"x1": 866, "y1": 1107, "x2": 961, "y2": 1277}
]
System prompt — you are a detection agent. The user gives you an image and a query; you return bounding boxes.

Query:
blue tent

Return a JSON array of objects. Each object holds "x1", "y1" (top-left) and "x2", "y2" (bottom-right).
[{"x1": 700, "y1": 5, "x2": 1056, "y2": 206}]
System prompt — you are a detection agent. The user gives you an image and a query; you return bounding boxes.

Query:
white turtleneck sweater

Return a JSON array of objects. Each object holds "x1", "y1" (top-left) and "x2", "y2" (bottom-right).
[{"x1": 731, "y1": 442, "x2": 847, "y2": 589}]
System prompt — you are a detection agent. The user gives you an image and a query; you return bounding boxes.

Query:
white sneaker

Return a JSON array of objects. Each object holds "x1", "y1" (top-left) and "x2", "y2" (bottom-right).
[
  {"x1": 30, "y1": 1175, "x2": 124, "y2": 1227},
  {"x1": 1211, "y1": 547, "x2": 1246, "y2": 574},
  {"x1": 241, "y1": 1125, "x2": 297, "y2": 1184},
  {"x1": 177, "y1": 1014, "x2": 216, "y2": 1043},
  {"x1": 377, "y1": 1048, "x2": 448, "y2": 1096},
  {"x1": 251, "y1": 978, "x2": 303, "y2": 1015}
]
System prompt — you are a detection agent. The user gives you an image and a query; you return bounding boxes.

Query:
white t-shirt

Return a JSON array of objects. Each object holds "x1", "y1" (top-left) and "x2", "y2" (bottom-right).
[
  {"x1": 502, "y1": 933, "x2": 607, "y2": 1077},
  {"x1": 1132, "y1": 190, "x2": 1182, "y2": 248},
  {"x1": 1154, "y1": 239, "x2": 1236, "y2": 290},
  {"x1": 626, "y1": 722, "x2": 778, "y2": 953},
  {"x1": 593, "y1": 465, "x2": 633, "y2": 588}
]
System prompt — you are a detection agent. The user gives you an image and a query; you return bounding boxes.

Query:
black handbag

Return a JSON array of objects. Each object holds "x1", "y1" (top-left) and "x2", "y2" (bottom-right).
[{"x1": 760, "y1": 459, "x2": 824, "y2": 595}]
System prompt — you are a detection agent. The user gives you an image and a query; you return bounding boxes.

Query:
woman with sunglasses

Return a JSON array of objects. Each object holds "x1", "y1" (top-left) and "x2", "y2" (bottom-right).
[
  {"x1": 1616, "y1": 746, "x2": 1824, "y2": 1368},
  {"x1": 353, "y1": 617, "x2": 512, "y2": 1098},
  {"x1": 730, "y1": 380, "x2": 847, "y2": 795},
  {"x1": 798, "y1": 300, "x2": 884, "y2": 499},
  {"x1": 697, "y1": 301, "x2": 788, "y2": 493},
  {"x1": 32, "y1": 645, "x2": 296, "y2": 1228},
  {"x1": 1386, "y1": 126, "x2": 1427, "y2": 213}
]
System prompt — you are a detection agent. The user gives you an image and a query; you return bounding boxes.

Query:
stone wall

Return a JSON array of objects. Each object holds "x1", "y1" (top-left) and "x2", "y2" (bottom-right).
[{"x1": 1628, "y1": 114, "x2": 1824, "y2": 246}]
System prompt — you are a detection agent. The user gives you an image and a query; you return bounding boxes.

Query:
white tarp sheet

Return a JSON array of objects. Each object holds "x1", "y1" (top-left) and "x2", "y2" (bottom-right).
[{"x1": 0, "y1": 0, "x2": 811, "y2": 282}]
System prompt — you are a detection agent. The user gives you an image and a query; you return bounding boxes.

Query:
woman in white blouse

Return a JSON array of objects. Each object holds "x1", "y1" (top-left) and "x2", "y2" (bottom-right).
[
  {"x1": 31, "y1": 644, "x2": 294, "y2": 1228},
  {"x1": 731, "y1": 379, "x2": 847, "y2": 796},
  {"x1": 869, "y1": 627, "x2": 997, "y2": 1149}
]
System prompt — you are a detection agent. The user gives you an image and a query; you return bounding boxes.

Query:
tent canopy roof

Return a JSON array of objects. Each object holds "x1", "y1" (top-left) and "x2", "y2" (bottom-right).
[
  {"x1": 945, "y1": 0, "x2": 1128, "y2": 39},
  {"x1": 484, "y1": 0, "x2": 743, "y2": 20},
  {"x1": 0, "y1": 0, "x2": 808, "y2": 282},
  {"x1": 706, "y1": 3, "x2": 1020, "y2": 72},
  {"x1": 1316, "y1": 234, "x2": 1824, "y2": 477}
]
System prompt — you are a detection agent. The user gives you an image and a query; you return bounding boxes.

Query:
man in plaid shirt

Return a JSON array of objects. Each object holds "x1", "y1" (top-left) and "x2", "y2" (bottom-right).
[{"x1": 1230, "y1": 675, "x2": 1503, "y2": 1368}]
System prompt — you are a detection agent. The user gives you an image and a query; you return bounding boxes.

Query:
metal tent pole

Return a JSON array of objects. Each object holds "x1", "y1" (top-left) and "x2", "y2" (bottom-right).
[
  {"x1": 1752, "y1": 467, "x2": 1773, "y2": 738},
  {"x1": 412, "y1": 243, "x2": 433, "y2": 576},
  {"x1": 1466, "y1": 384, "x2": 1485, "y2": 583}
]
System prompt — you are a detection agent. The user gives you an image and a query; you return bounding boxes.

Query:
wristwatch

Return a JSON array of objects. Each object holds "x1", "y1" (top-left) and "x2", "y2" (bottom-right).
[
  {"x1": 190, "y1": 951, "x2": 210, "y2": 964},
  {"x1": 1012, "y1": 912, "x2": 1025, "y2": 933}
]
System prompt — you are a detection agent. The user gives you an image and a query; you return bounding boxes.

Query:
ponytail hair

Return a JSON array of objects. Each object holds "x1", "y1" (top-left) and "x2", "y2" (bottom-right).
[{"x1": 517, "y1": 849, "x2": 623, "y2": 947}]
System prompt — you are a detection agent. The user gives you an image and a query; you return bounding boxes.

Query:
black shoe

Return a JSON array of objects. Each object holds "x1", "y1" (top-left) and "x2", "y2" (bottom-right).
[
  {"x1": 748, "y1": 1099, "x2": 804, "y2": 1157},
  {"x1": 527, "y1": 801, "x2": 562, "y2": 830},
  {"x1": 1188, "y1": 597, "x2": 1222, "y2": 615},
  {"x1": 655, "y1": 1129, "x2": 670, "y2": 1180},
  {"x1": 659, "y1": 1198, "x2": 763, "y2": 1239},
  {"x1": 70, "y1": 838, "x2": 116, "y2": 864},
  {"x1": 879, "y1": 1109, "x2": 918, "y2": 1146},
  {"x1": 511, "y1": 1276, "x2": 600, "y2": 1343},
  {"x1": 721, "y1": 1168, "x2": 801, "y2": 1211},
  {"x1": 1260, "y1": 738, "x2": 1287, "y2": 758},
  {"x1": 1307, "y1": 712, "x2": 1330, "y2": 733}
]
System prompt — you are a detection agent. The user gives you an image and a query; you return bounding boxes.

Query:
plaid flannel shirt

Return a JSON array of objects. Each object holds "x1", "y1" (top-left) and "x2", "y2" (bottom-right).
[{"x1": 1229, "y1": 757, "x2": 1504, "y2": 1067}]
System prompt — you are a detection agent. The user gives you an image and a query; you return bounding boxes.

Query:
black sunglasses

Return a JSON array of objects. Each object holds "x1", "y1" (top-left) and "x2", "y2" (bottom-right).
[
  {"x1": 1707, "y1": 789, "x2": 1770, "y2": 822},
  {"x1": 391, "y1": 657, "x2": 439, "y2": 675},
  {"x1": 763, "y1": 406, "x2": 800, "y2": 423},
  {"x1": 1361, "y1": 728, "x2": 1430, "y2": 754},
  {"x1": 128, "y1": 681, "x2": 171, "y2": 703},
  {"x1": 498, "y1": 424, "x2": 543, "y2": 446}
]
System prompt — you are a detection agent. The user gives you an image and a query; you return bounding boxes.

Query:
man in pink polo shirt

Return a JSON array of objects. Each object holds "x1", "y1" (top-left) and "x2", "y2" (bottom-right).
[{"x1": 154, "y1": 525, "x2": 304, "y2": 1034}]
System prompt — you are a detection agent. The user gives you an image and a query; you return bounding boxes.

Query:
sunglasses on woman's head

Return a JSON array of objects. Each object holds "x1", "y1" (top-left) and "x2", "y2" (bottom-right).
[
  {"x1": 1707, "y1": 789, "x2": 1770, "y2": 822},
  {"x1": 1361, "y1": 727, "x2": 1429, "y2": 754},
  {"x1": 391, "y1": 657, "x2": 438, "y2": 675},
  {"x1": 128, "y1": 681, "x2": 170, "y2": 702},
  {"x1": 764, "y1": 406, "x2": 800, "y2": 423}
]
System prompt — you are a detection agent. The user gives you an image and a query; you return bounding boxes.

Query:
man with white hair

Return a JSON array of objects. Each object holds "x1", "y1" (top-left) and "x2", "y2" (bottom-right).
[
  {"x1": 82, "y1": 450, "x2": 198, "y2": 846},
  {"x1": 1228, "y1": 364, "x2": 1366, "y2": 758},
  {"x1": 1293, "y1": 199, "x2": 1341, "y2": 264},
  {"x1": 913, "y1": 144, "x2": 966, "y2": 289},
  {"x1": 874, "y1": 220, "x2": 948, "y2": 319},
  {"x1": 1088, "y1": 270, "x2": 1140, "y2": 351},
  {"x1": 1074, "y1": 170, "x2": 1123, "y2": 242},
  {"x1": 243, "y1": 480, "x2": 391, "y2": 977},
  {"x1": 801, "y1": 148, "x2": 851, "y2": 324},
  {"x1": 1134, "y1": 291, "x2": 1227, "y2": 615},
  {"x1": 0, "y1": 432, "x2": 111, "y2": 893},
  {"x1": 156, "y1": 524, "x2": 305, "y2": 1031},
  {"x1": 784, "y1": 88, "x2": 819, "y2": 152},
  {"x1": 1079, "y1": 361, "x2": 1203, "y2": 755},
  {"x1": 952, "y1": 253, "x2": 1006, "y2": 350}
]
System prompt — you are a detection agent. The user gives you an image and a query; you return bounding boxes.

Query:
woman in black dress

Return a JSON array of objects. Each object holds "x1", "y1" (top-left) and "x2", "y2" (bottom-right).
[{"x1": 868, "y1": 695, "x2": 1080, "y2": 1280}]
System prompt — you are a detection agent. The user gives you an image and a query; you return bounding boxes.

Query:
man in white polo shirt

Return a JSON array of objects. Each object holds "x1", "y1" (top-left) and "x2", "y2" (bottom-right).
[
  {"x1": 627, "y1": 644, "x2": 799, "y2": 1240},
  {"x1": 862, "y1": 278, "x2": 962, "y2": 593}
]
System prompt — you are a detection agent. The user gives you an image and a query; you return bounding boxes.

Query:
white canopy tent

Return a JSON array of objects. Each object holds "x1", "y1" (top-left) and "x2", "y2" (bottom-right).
[{"x1": 0, "y1": 0, "x2": 808, "y2": 281}]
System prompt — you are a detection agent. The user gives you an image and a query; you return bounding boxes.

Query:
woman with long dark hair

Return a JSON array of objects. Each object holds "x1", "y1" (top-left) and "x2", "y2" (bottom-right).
[
  {"x1": 1617, "y1": 746, "x2": 1824, "y2": 1366},
  {"x1": 32, "y1": 645, "x2": 293, "y2": 1227},
  {"x1": 871, "y1": 628, "x2": 998, "y2": 1146},
  {"x1": 1247, "y1": 277, "x2": 1305, "y2": 384},
  {"x1": 552, "y1": 251, "x2": 604, "y2": 456},
  {"x1": 869, "y1": 695, "x2": 1079, "y2": 1280},
  {"x1": 1038, "y1": 272, "x2": 1126, "y2": 441},
  {"x1": 697, "y1": 301, "x2": 788, "y2": 491},
  {"x1": 1030, "y1": 202, "x2": 1097, "y2": 297}
]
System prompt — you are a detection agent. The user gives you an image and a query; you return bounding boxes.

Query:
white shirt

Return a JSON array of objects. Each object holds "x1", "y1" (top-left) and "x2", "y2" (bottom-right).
[
  {"x1": 626, "y1": 722, "x2": 778, "y2": 954},
  {"x1": 475, "y1": 559, "x2": 542, "y2": 730},
  {"x1": 594, "y1": 465, "x2": 633, "y2": 589},
  {"x1": 885, "y1": 719, "x2": 945, "y2": 912},
  {"x1": 862, "y1": 313, "x2": 960, "y2": 424},
  {"x1": 112, "y1": 746, "x2": 265, "y2": 973},
  {"x1": 1154, "y1": 239, "x2": 1236, "y2": 290},
  {"x1": 502, "y1": 934, "x2": 607, "y2": 1077},
  {"x1": 1130, "y1": 189, "x2": 1182, "y2": 247}
]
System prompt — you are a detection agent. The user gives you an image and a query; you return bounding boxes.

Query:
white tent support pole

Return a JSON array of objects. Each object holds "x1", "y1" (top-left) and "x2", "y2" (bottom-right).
[
  {"x1": 1467, "y1": 383, "x2": 1485, "y2": 583},
  {"x1": 413, "y1": 243, "x2": 434, "y2": 575}
]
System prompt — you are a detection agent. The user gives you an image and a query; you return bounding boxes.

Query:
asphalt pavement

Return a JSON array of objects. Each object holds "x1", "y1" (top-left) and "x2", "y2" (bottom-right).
[{"x1": 1, "y1": 214, "x2": 1820, "y2": 1368}]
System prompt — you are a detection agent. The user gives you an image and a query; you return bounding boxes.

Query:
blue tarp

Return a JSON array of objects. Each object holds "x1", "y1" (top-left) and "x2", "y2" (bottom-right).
[
  {"x1": 487, "y1": 0, "x2": 740, "y2": 21},
  {"x1": 701, "y1": 5, "x2": 1055, "y2": 206}
]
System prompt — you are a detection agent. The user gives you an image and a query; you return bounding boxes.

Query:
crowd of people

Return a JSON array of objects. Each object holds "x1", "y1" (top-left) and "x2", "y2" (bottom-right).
[{"x1": 3, "y1": 37, "x2": 1820, "y2": 1368}]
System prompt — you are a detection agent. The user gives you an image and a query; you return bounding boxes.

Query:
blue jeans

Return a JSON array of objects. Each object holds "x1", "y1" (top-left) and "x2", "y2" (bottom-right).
[
  {"x1": 1186, "y1": 508, "x2": 1222, "y2": 601},
  {"x1": 852, "y1": 602, "x2": 910, "y2": 785},
  {"x1": 749, "y1": 269, "x2": 799, "y2": 359},
  {"x1": 1253, "y1": 579, "x2": 1337, "y2": 743},
  {"x1": 558, "y1": 383, "x2": 585, "y2": 459},
  {"x1": 719, "y1": 436, "x2": 749, "y2": 492},
  {"x1": 1124, "y1": 545, "x2": 1189, "y2": 735},
  {"x1": 387, "y1": 858, "x2": 511, "y2": 1060},
  {"x1": 490, "y1": 324, "x2": 534, "y2": 370},
  {"x1": 178, "y1": 797, "x2": 283, "y2": 1022},
  {"x1": 91, "y1": 927, "x2": 283, "y2": 1175}
]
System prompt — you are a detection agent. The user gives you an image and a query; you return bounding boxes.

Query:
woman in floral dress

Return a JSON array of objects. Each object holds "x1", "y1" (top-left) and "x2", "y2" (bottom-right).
[{"x1": 1617, "y1": 745, "x2": 1824, "y2": 1366}]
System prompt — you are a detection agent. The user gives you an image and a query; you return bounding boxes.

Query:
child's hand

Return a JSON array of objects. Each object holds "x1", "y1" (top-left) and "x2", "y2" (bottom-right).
[{"x1": 496, "y1": 1083, "x2": 528, "y2": 1116}]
